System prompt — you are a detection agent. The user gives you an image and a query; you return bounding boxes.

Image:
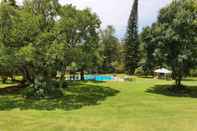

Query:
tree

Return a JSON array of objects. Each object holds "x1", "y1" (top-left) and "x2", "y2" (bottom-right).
[
  {"x1": 140, "y1": 24, "x2": 163, "y2": 75},
  {"x1": 76, "y1": 9, "x2": 101, "y2": 80},
  {"x1": 124, "y1": 0, "x2": 140, "y2": 75},
  {"x1": 0, "y1": 0, "x2": 101, "y2": 97},
  {"x1": 55, "y1": 6, "x2": 101, "y2": 81},
  {"x1": 0, "y1": 1, "x2": 18, "y2": 83},
  {"x1": 142, "y1": 0, "x2": 197, "y2": 89},
  {"x1": 99, "y1": 25, "x2": 122, "y2": 73}
]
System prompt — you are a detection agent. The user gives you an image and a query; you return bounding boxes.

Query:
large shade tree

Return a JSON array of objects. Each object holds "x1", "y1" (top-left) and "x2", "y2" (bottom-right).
[
  {"x1": 55, "y1": 6, "x2": 101, "y2": 81},
  {"x1": 0, "y1": 0, "x2": 19, "y2": 83},
  {"x1": 141, "y1": 0, "x2": 197, "y2": 89},
  {"x1": 140, "y1": 24, "x2": 163, "y2": 75},
  {"x1": 0, "y1": 0, "x2": 101, "y2": 98}
]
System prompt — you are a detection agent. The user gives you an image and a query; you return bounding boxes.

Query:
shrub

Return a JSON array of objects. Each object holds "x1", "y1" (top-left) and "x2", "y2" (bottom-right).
[
  {"x1": 190, "y1": 69, "x2": 197, "y2": 77},
  {"x1": 23, "y1": 77, "x2": 64, "y2": 99},
  {"x1": 135, "y1": 66, "x2": 145, "y2": 76}
]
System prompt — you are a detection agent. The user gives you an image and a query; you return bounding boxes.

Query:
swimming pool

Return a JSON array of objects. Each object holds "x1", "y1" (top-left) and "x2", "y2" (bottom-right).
[{"x1": 85, "y1": 75, "x2": 113, "y2": 81}]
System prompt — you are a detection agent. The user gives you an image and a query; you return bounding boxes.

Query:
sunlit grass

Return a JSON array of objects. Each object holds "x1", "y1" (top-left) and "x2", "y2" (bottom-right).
[
  {"x1": 0, "y1": 77, "x2": 197, "y2": 131},
  {"x1": 0, "y1": 81, "x2": 18, "y2": 89}
]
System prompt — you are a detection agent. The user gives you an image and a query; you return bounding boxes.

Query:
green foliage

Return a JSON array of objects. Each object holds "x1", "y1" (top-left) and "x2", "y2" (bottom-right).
[
  {"x1": 0, "y1": 0, "x2": 101, "y2": 97},
  {"x1": 55, "y1": 6, "x2": 101, "y2": 80},
  {"x1": 98, "y1": 26, "x2": 123, "y2": 73},
  {"x1": 1, "y1": 0, "x2": 17, "y2": 7},
  {"x1": 112, "y1": 61, "x2": 125, "y2": 73},
  {"x1": 23, "y1": 78, "x2": 64, "y2": 99},
  {"x1": 140, "y1": 25, "x2": 161, "y2": 75},
  {"x1": 190, "y1": 68, "x2": 197, "y2": 77},
  {"x1": 17, "y1": 44, "x2": 36, "y2": 63},
  {"x1": 135, "y1": 66, "x2": 145, "y2": 76},
  {"x1": 141, "y1": 0, "x2": 197, "y2": 88}
]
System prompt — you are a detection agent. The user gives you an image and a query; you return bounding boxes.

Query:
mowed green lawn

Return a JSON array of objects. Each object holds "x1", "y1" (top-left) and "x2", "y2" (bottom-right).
[{"x1": 0, "y1": 77, "x2": 197, "y2": 131}]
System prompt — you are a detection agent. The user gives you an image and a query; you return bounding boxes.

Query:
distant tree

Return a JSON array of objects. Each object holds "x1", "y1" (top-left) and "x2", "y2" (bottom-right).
[
  {"x1": 99, "y1": 26, "x2": 121, "y2": 73},
  {"x1": 124, "y1": 0, "x2": 140, "y2": 75}
]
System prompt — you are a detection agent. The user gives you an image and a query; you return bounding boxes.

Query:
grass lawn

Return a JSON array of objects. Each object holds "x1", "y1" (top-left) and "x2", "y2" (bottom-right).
[
  {"x1": 0, "y1": 81, "x2": 18, "y2": 89},
  {"x1": 0, "y1": 77, "x2": 197, "y2": 131}
]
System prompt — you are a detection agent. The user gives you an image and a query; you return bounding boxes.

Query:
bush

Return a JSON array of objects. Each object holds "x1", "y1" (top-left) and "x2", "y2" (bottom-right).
[
  {"x1": 190, "y1": 69, "x2": 197, "y2": 77},
  {"x1": 97, "y1": 66, "x2": 115, "y2": 74},
  {"x1": 135, "y1": 66, "x2": 145, "y2": 76},
  {"x1": 112, "y1": 61, "x2": 125, "y2": 73},
  {"x1": 23, "y1": 77, "x2": 64, "y2": 99}
]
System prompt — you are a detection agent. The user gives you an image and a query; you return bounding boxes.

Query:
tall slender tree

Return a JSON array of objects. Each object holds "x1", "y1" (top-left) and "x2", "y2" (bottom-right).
[{"x1": 124, "y1": 0, "x2": 140, "y2": 75}]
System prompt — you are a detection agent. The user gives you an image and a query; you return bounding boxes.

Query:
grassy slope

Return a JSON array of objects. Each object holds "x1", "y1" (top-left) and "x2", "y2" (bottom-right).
[{"x1": 0, "y1": 77, "x2": 197, "y2": 131}]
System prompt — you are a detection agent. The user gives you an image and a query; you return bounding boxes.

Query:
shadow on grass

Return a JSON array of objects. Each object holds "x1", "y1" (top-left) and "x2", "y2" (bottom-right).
[
  {"x1": 182, "y1": 78, "x2": 197, "y2": 82},
  {"x1": 65, "y1": 80, "x2": 105, "y2": 86},
  {"x1": 137, "y1": 76, "x2": 154, "y2": 79},
  {"x1": 0, "y1": 84, "x2": 25, "y2": 95},
  {"x1": 0, "y1": 82, "x2": 119, "y2": 111},
  {"x1": 146, "y1": 84, "x2": 197, "y2": 98}
]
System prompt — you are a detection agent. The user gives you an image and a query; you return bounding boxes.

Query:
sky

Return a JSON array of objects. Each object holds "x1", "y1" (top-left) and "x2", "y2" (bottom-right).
[{"x1": 16, "y1": 0, "x2": 172, "y2": 39}]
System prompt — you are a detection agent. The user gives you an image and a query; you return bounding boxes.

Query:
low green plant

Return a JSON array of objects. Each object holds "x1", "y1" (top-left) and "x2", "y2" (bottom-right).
[{"x1": 23, "y1": 77, "x2": 64, "y2": 99}]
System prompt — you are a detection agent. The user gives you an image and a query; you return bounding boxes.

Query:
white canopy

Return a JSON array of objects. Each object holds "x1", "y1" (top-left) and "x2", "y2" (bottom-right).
[{"x1": 154, "y1": 68, "x2": 172, "y2": 74}]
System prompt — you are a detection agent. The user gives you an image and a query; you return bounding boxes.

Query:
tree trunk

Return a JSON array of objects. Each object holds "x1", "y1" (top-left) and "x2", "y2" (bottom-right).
[
  {"x1": 2, "y1": 76, "x2": 7, "y2": 84},
  {"x1": 59, "y1": 68, "x2": 66, "y2": 89},
  {"x1": 20, "y1": 65, "x2": 33, "y2": 84},
  {"x1": 80, "y1": 69, "x2": 85, "y2": 81},
  {"x1": 175, "y1": 77, "x2": 182, "y2": 89},
  {"x1": 127, "y1": 67, "x2": 135, "y2": 76}
]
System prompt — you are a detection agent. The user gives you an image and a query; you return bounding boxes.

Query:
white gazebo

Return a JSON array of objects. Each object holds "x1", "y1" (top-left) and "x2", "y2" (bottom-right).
[{"x1": 154, "y1": 68, "x2": 172, "y2": 79}]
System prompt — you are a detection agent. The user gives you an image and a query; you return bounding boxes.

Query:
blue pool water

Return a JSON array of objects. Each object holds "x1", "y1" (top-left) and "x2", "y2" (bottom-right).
[{"x1": 85, "y1": 75, "x2": 113, "y2": 81}]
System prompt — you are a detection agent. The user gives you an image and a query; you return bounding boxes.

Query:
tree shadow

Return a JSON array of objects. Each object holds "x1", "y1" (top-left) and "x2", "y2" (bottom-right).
[
  {"x1": 182, "y1": 78, "x2": 197, "y2": 82},
  {"x1": 0, "y1": 84, "x2": 25, "y2": 95},
  {"x1": 65, "y1": 80, "x2": 105, "y2": 86},
  {"x1": 137, "y1": 76, "x2": 154, "y2": 79},
  {"x1": 0, "y1": 82, "x2": 119, "y2": 111},
  {"x1": 146, "y1": 84, "x2": 197, "y2": 98}
]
